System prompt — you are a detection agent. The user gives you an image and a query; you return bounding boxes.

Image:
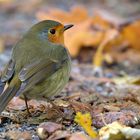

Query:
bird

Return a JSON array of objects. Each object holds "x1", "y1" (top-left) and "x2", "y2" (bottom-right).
[{"x1": 0, "y1": 20, "x2": 73, "y2": 115}]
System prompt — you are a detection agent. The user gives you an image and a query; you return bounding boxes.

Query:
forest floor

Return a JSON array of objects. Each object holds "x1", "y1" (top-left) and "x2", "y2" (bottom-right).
[{"x1": 1, "y1": 0, "x2": 140, "y2": 140}]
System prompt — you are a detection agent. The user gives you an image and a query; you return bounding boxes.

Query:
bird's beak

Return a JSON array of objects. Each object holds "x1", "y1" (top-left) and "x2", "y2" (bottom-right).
[{"x1": 64, "y1": 24, "x2": 74, "y2": 31}]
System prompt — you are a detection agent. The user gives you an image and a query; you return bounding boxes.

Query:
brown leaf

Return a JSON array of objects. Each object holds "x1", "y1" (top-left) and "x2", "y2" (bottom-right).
[
  {"x1": 36, "y1": 6, "x2": 104, "y2": 57},
  {"x1": 92, "y1": 111, "x2": 139, "y2": 128},
  {"x1": 8, "y1": 97, "x2": 26, "y2": 111},
  {"x1": 93, "y1": 29, "x2": 119, "y2": 67},
  {"x1": 69, "y1": 100, "x2": 92, "y2": 113},
  {"x1": 47, "y1": 130, "x2": 71, "y2": 140},
  {"x1": 37, "y1": 122, "x2": 62, "y2": 139},
  {"x1": 122, "y1": 20, "x2": 140, "y2": 51},
  {"x1": 68, "y1": 132, "x2": 94, "y2": 140},
  {"x1": 36, "y1": 6, "x2": 89, "y2": 23},
  {"x1": 103, "y1": 105, "x2": 120, "y2": 112}
]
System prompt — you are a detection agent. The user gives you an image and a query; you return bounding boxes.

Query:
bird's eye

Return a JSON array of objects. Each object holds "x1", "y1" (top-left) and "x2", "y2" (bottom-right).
[{"x1": 50, "y1": 29, "x2": 56, "y2": 34}]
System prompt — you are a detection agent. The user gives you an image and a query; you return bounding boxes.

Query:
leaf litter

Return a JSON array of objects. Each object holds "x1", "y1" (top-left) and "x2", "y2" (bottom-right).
[
  {"x1": 1, "y1": 0, "x2": 140, "y2": 140},
  {"x1": 1, "y1": 61, "x2": 140, "y2": 139}
]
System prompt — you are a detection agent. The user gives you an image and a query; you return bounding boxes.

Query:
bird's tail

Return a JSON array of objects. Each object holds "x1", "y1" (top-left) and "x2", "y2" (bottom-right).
[
  {"x1": 0, "y1": 76, "x2": 21, "y2": 114},
  {"x1": 0, "y1": 79, "x2": 5, "y2": 95}
]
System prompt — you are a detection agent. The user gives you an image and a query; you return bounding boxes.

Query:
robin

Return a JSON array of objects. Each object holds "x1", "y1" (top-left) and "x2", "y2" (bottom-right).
[{"x1": 0, "y1": 20, "x2": 73, "y2": 114}]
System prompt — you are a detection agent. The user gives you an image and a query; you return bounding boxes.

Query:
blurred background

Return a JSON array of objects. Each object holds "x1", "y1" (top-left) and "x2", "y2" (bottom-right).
[
  {"x1": 1, "y1": 0, "x2": 140, "y2": 76},
  {"x1": 2, "y1": 1, "x2": 140, "y2": 138}
]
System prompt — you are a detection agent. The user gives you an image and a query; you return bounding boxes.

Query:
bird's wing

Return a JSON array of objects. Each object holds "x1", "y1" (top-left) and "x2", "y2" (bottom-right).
[
  {"x1": 0, "y1": 59, "x2": 17, "y2": 113},
  {"x1": 0, "y1": 59, "x2": 15, "y2": 95},
  {"x1": 1, "y1": 59, "x2": 15, "y2": 82},
  {"x1": 18, "y1": 58, "x2": 67, "y2": 94}
]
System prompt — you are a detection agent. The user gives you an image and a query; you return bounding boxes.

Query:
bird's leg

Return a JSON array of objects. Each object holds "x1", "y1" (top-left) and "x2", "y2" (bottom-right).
[{"x1": 24, "y1": 95, "x2": 31, "y2": 116}]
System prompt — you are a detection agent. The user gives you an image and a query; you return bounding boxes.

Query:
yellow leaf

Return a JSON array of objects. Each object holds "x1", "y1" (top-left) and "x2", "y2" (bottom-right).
[
  {"x1": 99, "y1": 121, "x2": 140, "y2": 140},
  {"x1": 93, "y1": 29, "x2": 119, "y2": 67},
  {"x1": 113, "y1": 75, "x2": 140, "y2": 85},
  {"x1": 74, "y1": 112, "x2": 98, "y2": 138},
  {"x1": 122, "y1": 20, "x2": 140, "y2": 51}
]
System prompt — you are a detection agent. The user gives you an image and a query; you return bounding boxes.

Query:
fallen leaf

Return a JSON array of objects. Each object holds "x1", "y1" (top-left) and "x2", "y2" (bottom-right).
[
  {"x1": 36, "y1": 6, "x2": 140, "y2": 68},
  {"x1": 113, "y1": 75, "x2": 140, "y2": 85},
  {"x1": 36, "y1": 6, "x2": 89, "y2": 23},
  {"x1": 70, "y1": 100, "x2": 92, "y2": 113},
  {"x1": 68, "y1": 132, "x2": 93, "y2": 140},
  {"x1": 47, "y1": 130, "x2": 71, "y2": 140},
  {"x1": 75, "y1": 112, "x2": 98, "y2": 138},
  {"x1": 36, "y1": 6, "x2": 104, "y2": 57},
  {"x1": 93, "y1": 29, "x2": 119, "y2": 67},
  {"x1": 122, "y1": 20, "x2": 140, "y2": 51},
  {"x1": 99, "y1": 121, "x2": 140, "y2": 140},
  {"x1": 103, "y1": 105, "x2": 120, "y2": 112},
  {"x1": 37, "y1": 122, "x2": 62, "y2": 139},
  {"x1": 92, "y1": 111, "x2": 139, "y2": 128},
  {"x1": 53, "y1": 99, "x2": 70, "y2": 107}
]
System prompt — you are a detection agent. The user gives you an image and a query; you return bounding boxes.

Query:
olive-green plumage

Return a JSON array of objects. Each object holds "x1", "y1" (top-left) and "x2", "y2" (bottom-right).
[{"x1": 0, "y1": 20, "x2": 73, "y2": 113}]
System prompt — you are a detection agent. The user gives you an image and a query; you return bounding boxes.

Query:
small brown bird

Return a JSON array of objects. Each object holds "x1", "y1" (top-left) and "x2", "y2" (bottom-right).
[{"x1": 0, "y1": 20, "x2": 73, "y2": 114}]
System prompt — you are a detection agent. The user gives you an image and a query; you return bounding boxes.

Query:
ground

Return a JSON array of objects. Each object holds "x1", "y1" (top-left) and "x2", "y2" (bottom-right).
[{"x1": 1, "y1": 0, "x2": 140, "y2": 140}]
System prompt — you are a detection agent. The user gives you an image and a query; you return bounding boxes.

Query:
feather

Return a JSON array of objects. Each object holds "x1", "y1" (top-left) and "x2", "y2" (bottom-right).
[{"x1": 0, "y1": 76, "x2": 21, "y2": 114}]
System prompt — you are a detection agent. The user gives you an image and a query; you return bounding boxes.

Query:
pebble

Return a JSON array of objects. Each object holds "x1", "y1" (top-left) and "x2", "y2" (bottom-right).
[{"x1": 32, "y1": 135, "x2": 40, "y2": 140}]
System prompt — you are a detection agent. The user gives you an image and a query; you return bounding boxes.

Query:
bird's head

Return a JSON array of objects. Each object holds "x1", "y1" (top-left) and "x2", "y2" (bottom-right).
[{"x1": 29, "y1": 20, "x2": 73, "y2": 45}]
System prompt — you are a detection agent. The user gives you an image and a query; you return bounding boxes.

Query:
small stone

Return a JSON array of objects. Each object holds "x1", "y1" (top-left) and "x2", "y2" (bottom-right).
[{"x1": 37, "y1": 122, "x2": 62, "y2": 139}]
